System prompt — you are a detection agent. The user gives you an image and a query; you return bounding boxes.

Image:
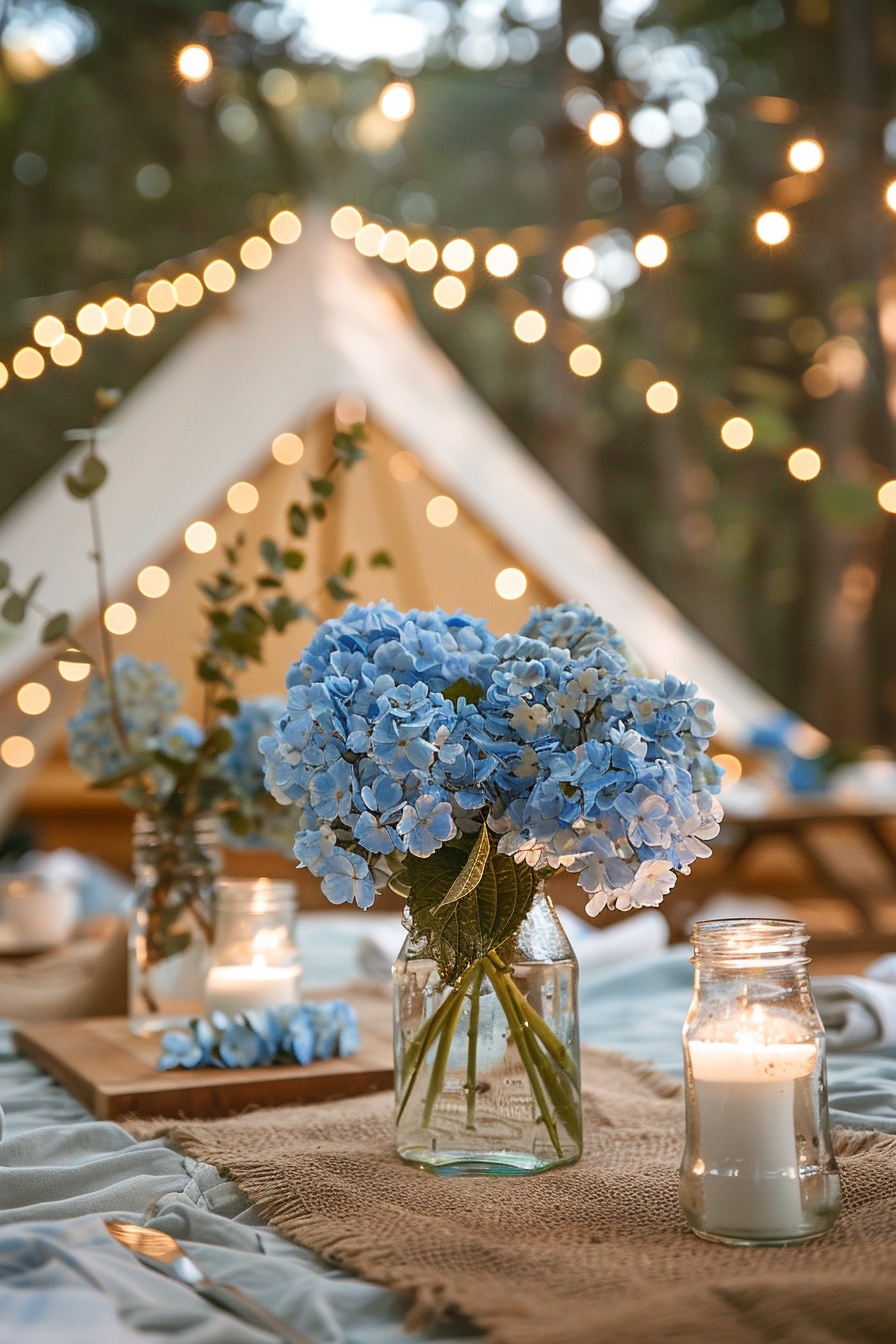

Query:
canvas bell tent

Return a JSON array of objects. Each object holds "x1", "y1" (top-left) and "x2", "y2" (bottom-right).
[{"x1": 0, "y1": 209, "x2": 790, "y2": 842}]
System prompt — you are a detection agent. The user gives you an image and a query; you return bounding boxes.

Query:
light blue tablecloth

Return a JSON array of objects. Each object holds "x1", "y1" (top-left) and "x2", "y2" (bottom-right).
[{"x1": 3, "y1": 914, "x2": 896, "y2": 1342}]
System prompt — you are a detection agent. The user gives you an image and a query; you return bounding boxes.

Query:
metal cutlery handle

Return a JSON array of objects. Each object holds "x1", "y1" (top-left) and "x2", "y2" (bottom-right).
[{"x1": 198, "y1": 1279, "x2": 315, "y2": 1344}]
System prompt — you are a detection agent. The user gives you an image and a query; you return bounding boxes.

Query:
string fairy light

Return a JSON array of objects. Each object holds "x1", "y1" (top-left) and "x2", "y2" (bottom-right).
[{"x1": 756, "y1": 211, "x2": 790, "y2": 244}]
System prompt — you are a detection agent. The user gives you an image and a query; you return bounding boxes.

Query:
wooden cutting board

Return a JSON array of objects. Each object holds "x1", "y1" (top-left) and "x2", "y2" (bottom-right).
[{"x1": 13, "y1": 987, "x2": 395, "y2": 1121}]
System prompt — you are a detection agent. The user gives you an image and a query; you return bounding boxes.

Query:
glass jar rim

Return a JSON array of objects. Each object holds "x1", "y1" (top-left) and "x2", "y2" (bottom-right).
[
  {"x1": 215, "y1": 877, "x2": 297, "y2": 909},
  {"x1": 691, "y1": 917, "x2": 809, "y2": 966}
]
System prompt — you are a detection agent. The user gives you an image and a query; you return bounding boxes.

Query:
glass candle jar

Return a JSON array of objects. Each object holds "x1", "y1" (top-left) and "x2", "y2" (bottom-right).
[
  {"x1": 204, "y1": 878, "x2": 300, "y2": 1017},
  {"x1": 679, "y1": 918, "x2": 841, "y2": 1246}
]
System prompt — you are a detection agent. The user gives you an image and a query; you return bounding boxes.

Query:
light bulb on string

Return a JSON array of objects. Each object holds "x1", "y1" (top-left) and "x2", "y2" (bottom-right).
[
  {"x1": 269, "y1": 211, "x2": 301, "y2": 244},
  {"x1": 514, "y1": 310, "x2": 546, "y2": 343},
  {"x1": 788, "y1": 139, "x2": 823, "y2": 172},
  {"x1": 240, "y1": 236, "x2": 272, "y2": 269},
  {"x1": 634, "y1": 234, "x2": 668, "y2": 267},
  {"x1": 485, "y1": 244, "x2": 518, "y2": 278},
  {"x1": 646, "y1": 381, "x2": 678, "y2": 413},
  {"x1": 76, "y1": 303, "x2": 106, "y2": 335},
  {"x1": 33, "y1": 315, "x2": 65, "y2": 347},
  {"x1": 331, "y1": 206, "x2": 363, "y2": 239},
  {"x1": 756, "y1": 211, "x2": 790, "y2": 245},
  {"x1": 178, "y1": 44, "x2": 212, "y2": 82},
  {"x1": 588, "y1": 111, "x2": 622, "y2": 146},
  {"x1": 788, "y1": 447, "x2": 821, "y2": 480},
  {"x1": 569, "y1": 344, "x2": 602, "y2": 376},
  {"x1": 379, "y1": 83, "x2": 414, "y2": 122}
]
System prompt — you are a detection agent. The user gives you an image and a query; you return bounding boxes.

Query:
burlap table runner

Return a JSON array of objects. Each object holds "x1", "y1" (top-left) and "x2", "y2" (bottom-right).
[{"x1": 130, "y1": 1048, "x2": 896, "y2": 1344}]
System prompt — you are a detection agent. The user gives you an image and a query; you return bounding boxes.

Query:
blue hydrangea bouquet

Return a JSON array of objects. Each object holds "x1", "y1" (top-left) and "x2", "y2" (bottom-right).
[{"x1": 259, "y1": 599, "x2": 722, "y2": 1168}]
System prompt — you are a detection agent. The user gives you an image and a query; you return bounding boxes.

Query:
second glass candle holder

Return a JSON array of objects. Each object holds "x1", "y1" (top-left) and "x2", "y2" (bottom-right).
[
  {"x1": 204, "y1": 878, "x2": 301, "y2": 1017},
  {"x1": 679, "y1": 918, "x2": 841, "y2": 1246}
]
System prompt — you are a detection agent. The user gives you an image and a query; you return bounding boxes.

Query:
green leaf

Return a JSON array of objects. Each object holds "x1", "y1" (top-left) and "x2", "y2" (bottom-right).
[
  {"x1": 326, "y1": 574, "x2": 356, "y2": 602},
  {"x1": 288, "y1": 504, "x2": 308, "y2": 538},
  {"x1": 215, "y1": 697, "x2": 239, "y2": 716},
  {"x1": 282, "y1": 549, "x2": 305, "y2": 570},
  {"x1": 2, "y1": 592, "x2": 26, "y2": 624},
  {"x1": 433, "y1": 822, "x2": 491, "y2": 912},
  {"x1": 332, "y1": 430, "x2": 367, "y2": 468},
  {"x1": 369, "y1": 549, "x2": 393, "y2": 568},
  {"x1": 41, "y1": 612, "x2": 71, "y2": 644},
  {"x1": 0, "y1": 561, "x2": 10, "y2": 590},
  {"x1": 339, "y1": 553, "x2": 356, "y2": 579},
  {"x1": 259, "y1": 537, "x2": 284, "y2": 574},
  {"x1": 441, "y1": 677, "x2": 485, "y2": 707},
  {"x1": 311, "y1": 501, "x2": 326, "y2": 521},
  {"x1": 310, "y1": 476, "x2": 335, "y2": 498},
  {"x1": 267, "y1": 593, "x2": 299, "y2": 632},
  {"x1": 403, "y1": 831, "x2": 537, "y2": 983},
  {"x1": 64, "y1": 455, "x2": 107, "y2": 499},
  {"x1": 256, "y1": 575, "x2": 283, "y2": 588},
  {"x1": 199, "y1": 573, "x2": 244, "y2": 604},
  {"x1": 197, "y1": 655, "x2": 225, "y2": 683},
  {"x1": 203, "y1": 725, "x2": 233, "y2": 755}
]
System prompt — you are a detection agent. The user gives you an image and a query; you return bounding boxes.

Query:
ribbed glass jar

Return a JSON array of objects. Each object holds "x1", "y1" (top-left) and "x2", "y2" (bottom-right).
[
  {"x1": 393, "y1": 885, "x2": 582, "y2": 1176},
  {"x1": 128, "y1": 812, "x2": 220, "y2": 1036},
  {"x1": 679, "y1": 918, "x2": 841, "y2": 1245},
  {"x1": 204, "y1": 878, "x2": 300, "y2": 1017}
]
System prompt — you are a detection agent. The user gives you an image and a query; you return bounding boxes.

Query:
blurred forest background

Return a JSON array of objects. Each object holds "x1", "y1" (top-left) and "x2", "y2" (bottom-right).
[{"x1": 0, "y1": 0, "x2": 895, "y2": 753}]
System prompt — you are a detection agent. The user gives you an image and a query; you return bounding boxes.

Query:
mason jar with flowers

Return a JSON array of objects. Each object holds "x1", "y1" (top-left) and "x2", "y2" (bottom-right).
[{"x1": 261, "y1": 599, "x2": 722, "y2": 1175}]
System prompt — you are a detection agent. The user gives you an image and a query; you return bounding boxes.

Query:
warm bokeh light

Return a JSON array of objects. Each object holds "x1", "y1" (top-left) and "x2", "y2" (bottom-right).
[
  {"x1": 76, "y1": 303, "x2": 107, "y2": 335},
  {"x1": 271, "y1": 432, "x2": 304, "y2": 465},
  {"x1": 569, "y1": 344, "x2": 602, "y2": 376},
  {"x1": 102, "y1": 297, "x2": 129, "y2": 330},
  {"x1": 227, "y1": 480, "x2": 260, "y2": 513},
  {"x1": 17, "y1": 682, "x2": 50, "y2": 715},
  {"x1": 514, "y1": 310, "x2": 547, "y2": 343},
  {"x1": 58, "y1": 651, "x2": 90, "y2": 682},
  {"x1": 124, "y1": 304, "x2": 154, "y2": 336},
  {"x1": 426, "y1": 495, "x2": 458, "y2": 527},
  {"x1": 756, "y1": 210, "x2": 790, "y2": 244},
  {"x1": 562, "y1": 245, "x2": 595, "y2": 279},
  {"x1": 335, "y1": 392, "x2": 366, "y2": 427},
  {"x1": 33, "y1": 315, "x2": 65, "y2": 347},
  {"x1": 0, "y1": 364, "x2": 8, "y2": 390},
  {"x1": 137, "y1": 565, "x2": 170, "y2": 598},
  {"x1": 406, "y1": 238, "x2": 438, "y2": 272},
  {"x1": 147, "y1": 280, "x2": 177, "y2": 312},
  {"x1": 788, "y1": 447, "x2": 822, "y2": 480},
  {"x1": 177, "y1": 43, "x2": 212, "y2": 81},
  {"x1": 269, "y1": 210, "x2": 301, "y2": 244},
  {"x1": 173, "y1": 273, "x2": 203, "y2": 306},
  {"x1": 240, "y1": 236, "x2": 273, "y2": 269},
  {"x1": 634, "y1": 234, "x2": 668, "y2": 267},
  {"x1": 13, "y1": 347, "x2": 44, "y2": 379},
  {"x1": 104, "y1": 602, "x2": 137, "y2": 635},
  {"x1": 646, "y1": 380, "x2": 678, "y2": 413},
  {"x1": 389, "y1": 450, "x2": 420, "y2": 482},
  {"x1": 495, "y1": 567, "x2": 527, "y2": 600},
  {"x1": 379, "y1": 82, "x2": 414, "y2": 121},
  {"x1": 887, "y1": 181, "x2": 896, "y2": 213},
  {"x1": 712, "y1": 753, "x2": 743, "y2": 788},
  {"x1": 588, "y1": 110, "x2": 623, "y2": 146},
  {"x1": 203, "y1": 259, "x2": 236, "y2": 293},
  {"x1": 331, "y1": 206, "x2": 363, "y2": 239},
  {"x1": 485, "y1": 244, "x2": 518, "y2": 278},
  {"x1": 355, "y1": 223, "x2": 385, "y2": 257},
  {"x1": 721, "y1": 416, "x2": 753, "y2": 449},
  {"x1": 788, "y1": 138, "x2": 823, "y2": 172},
  {"x1": 878, "y1": 480, "x2": 896, "y2": 513},
  {"x1": 1, "y1": 736, "x2": 34, "y2": 768},
  {"x1": 442, "y1": 238, "x2": 474, "y2": 271},
  {"x1": 433, "y1": 276, "x2": 465, "y2": 309},
  {"x1": 379, "y1": 229, "x2": 409, "y2": 263},
  {"x1": 50, "y1": 334, "x2": 82, "y2": 366},
  {"x1": 185, "y1": 521, "x2": 217, "y2": 553}
]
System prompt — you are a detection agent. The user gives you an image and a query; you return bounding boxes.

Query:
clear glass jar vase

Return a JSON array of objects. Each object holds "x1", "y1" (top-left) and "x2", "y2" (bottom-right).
[
  {"x1": 204, "y1": 878, "x2": 300, "y2": 1017},
  {"x1": 679, "y1": 918, "x2": 841, "y2": 1246},
  {"x1": 393, "y1": 885, "x2": 582, "y2": 1176},
  {"x1": 128, "y1": 812, "x2": 221, "y2": 1036}
]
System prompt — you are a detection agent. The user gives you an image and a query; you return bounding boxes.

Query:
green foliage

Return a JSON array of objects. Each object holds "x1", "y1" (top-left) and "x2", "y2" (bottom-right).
[
  {"x1": 41, "y1": 612, "x2": 70, "y2": 643},
  {"x1": 369, "y1": 550, "x2": 393, "y2": 568},
  {"x1": 441, "y1": 677, "x2": 485, "y2": 706},
  {"x1": 403, "y1": 828, "x2": 537, "y2": 983},
  {"x1": 64, "y1": 454, "x2": 107, "y2": 499}
]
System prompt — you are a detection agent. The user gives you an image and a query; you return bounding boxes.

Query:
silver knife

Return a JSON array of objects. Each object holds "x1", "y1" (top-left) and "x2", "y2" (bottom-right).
[{"x1": 105, "y1": 1220, "x2": 314, "y2": 1344}]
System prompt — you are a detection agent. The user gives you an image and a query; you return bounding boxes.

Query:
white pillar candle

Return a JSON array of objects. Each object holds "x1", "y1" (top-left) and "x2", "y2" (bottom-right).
[
  {"x1": 690, "y1": 1015, "x2": 817, "y2": 1240},
  {"x1": 204, "y1": 954, "x2": 300, "y2": 1017}
]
